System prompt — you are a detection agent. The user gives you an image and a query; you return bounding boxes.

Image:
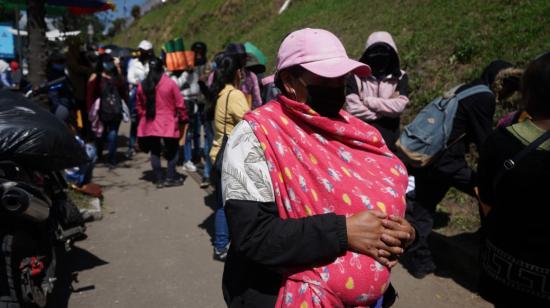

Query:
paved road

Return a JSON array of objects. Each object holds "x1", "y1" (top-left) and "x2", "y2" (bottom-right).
[{"x1": 59, "y1": 127, "x2": 490, "y2": 308}]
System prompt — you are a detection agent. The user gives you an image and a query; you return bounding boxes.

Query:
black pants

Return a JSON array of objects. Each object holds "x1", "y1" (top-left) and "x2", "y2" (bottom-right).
[
  {"x1": 405, "y1": 163, "x2": 476, "y2": 264},
  {"x1": 138, "y1": 137, "x2": 179, "y2": 182}
]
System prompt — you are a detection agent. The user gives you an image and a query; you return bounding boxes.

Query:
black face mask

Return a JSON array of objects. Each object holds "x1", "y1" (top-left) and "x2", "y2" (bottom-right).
[
  {"x1": 305, "y1": 85, "x2": 346, "y2": 118},
  {"x1": 367, "y1": 53, "x2": 391, "y2": 79}
]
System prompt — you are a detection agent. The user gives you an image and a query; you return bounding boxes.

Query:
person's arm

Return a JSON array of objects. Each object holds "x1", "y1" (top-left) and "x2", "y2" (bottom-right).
[
  {"x1": 126, "y1": 60, "x2": 139, "y2": 86},
  {"x1": 361, "y1": 76, "x2": 410, "y2": 118},
  {"x1": 172, "y1": 80, "x2": 188, "y2": 123},
  {"x1": 344, "y1": 75, "x2": 379, "y2": 121},
  {"x1": 477, "y1": 131, "x2": 498, "y2": 214},
  {"x1": 226, "y1": 199, "x2": 348, "y2": 268},
  {"x1": 86, "y1": 75, "x2": 97, "y2": 111},
  {"x1": 229, "y1": 91, "x2": 251, "y2": 123},
  {"x1": 466, "y1": 92, "x2": 496, "y2": 148}
]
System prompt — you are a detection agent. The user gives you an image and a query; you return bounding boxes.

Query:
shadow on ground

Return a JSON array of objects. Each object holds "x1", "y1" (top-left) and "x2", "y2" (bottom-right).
[
  {"x1": 198, "y1": 193, "x2": 217, "y2": 248},
  {"x1": 401, "y1": 229, "x2": 482, "y2": 295},
  {"x1": 48, "y1": 246, "x2": 108, "y2": 308}
]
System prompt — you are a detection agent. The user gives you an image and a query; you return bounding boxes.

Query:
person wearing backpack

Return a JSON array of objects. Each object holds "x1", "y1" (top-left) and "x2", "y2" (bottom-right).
[
  {"x1": 401, "y1": 60, "x2": 514, "y2": 278},
  {"x1": 345, "y1": 31, "x2": 409, "y2": 153},
  {"x1": 137, "y1": 58, "x2": 188, "y2": 188},
  {"x1": 477, "y1": 52, "x2": 550, "y2": 307},
  {"x1": 87, "y1": 54, "x2": 128, "y2": 169}
]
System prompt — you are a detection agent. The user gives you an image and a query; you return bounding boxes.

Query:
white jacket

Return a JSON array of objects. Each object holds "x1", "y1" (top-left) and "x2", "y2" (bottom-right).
[{"x1": 127, "y1": 58, "x2": 149, "y2": 86}]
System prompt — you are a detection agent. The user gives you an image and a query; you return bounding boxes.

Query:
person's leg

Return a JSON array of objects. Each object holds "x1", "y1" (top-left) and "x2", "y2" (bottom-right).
[
  {"x1": 127, "y1": 87, "x2": 138, "y2": 157},
  {"x1": 405, "y1": 167, "x2": 451, "y2": 277},
  {"x1": 192, "y1": 104, "x2": 202, "y2": 162},
  {"x1": 163, "y1": 138, "x2": 181, "y2": 185},
  {"x1": 147, "y1": 137, "x2": 163, "y2": 185},
  {"x1": 213, "y1": 175, "x2": 230, "y2": 259},
  {"x1": 182, "y1": 127, "x2": 197, "y2": 172},
  {"x1": 201, "y1": 120, "x2": 214, "y2": 187},
  {"x1": 106, "y1": 121, "x2": 120, "y2": 167},
  {"x1": 182, "y1": 100, "x2": 197, "y2": 172}
]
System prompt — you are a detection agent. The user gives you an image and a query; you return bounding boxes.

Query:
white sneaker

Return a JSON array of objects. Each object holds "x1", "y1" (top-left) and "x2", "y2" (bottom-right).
[{"x1": 182, "y1": 161, "x2": 197, "y2": 172}]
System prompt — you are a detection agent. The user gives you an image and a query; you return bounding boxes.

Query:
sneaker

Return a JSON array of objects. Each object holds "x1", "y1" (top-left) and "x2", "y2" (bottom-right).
[
  {"x1": 182, "y1": 161, "x2": 197, "y2": 172},
  {"x1": 164, "y1": 177, "x2": 184, "y2": 187},
  {"x1": 125, "y1": 149, "x2": 135, "y2": 159},
  {"x1": 200, "y1": 177, "x2": 210, "y2": 188},
  {"x1": 154, "y1": 180, "x2": 164, "y2": 189},
  {"x1": 213, "y1": 243, "x2": 230, "y2": 261},
  {"x1": 107, "y1": 163, "x2": 117, "y2": 170}
]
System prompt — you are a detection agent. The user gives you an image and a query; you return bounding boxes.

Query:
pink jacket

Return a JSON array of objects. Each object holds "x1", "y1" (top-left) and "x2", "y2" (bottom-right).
[
  {"x1": 345, "y1": 31, "x2": 409, "y2": 121},
  {"x1": 137, "y1": 74, "x2": 188, "y2": 138},
  {"x1": 345, "y1": 75, "x2": 409, "y2": 121}
]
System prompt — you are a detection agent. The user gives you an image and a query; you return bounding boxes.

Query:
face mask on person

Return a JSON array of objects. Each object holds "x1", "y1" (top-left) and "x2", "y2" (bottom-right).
[
  {"x1": 103, "y1": 62, "x2": 115, "y2": 72},
  {"x1": 367, "y1": 53, "x2": 391, "y2": 78},
  {"x1": 303, "y1": 83, "x2": 346, "y2": 118}
]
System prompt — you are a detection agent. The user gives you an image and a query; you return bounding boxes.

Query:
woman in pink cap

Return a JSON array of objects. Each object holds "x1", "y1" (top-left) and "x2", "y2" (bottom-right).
[{"x1": 221, "y1": 28, "x2": 416, "y2": 307}]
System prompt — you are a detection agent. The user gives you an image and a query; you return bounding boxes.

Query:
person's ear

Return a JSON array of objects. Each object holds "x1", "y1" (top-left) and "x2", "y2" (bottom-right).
[{"x1": 280, "y1": 70, "x2": 297, "y2": 99}]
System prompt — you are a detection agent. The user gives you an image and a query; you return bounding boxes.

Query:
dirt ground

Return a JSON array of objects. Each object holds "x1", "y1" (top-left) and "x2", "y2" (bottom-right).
[{"x1": 52, "y1": 125, "x2": 490, "y2": 308}]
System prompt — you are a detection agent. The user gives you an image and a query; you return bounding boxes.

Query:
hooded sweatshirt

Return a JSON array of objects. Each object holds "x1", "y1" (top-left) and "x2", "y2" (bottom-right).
[{"x1": 345, "y1": 31, "x2": 409, "y2": 152}]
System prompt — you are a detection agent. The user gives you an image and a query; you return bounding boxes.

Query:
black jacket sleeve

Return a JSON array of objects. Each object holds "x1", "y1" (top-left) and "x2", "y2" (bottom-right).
[
  {"x1": 345, "y1": 74, "x2": 360, "y2": 96},
  {"x1": 464, "y1": 92, "x2": 496, "y2": 148},
  {"x1": 225, "y1": 199, "x2": 348, "y2": 269},
  {"x1": 397, "y1": 73, "x2": 409, "y2": 97}
]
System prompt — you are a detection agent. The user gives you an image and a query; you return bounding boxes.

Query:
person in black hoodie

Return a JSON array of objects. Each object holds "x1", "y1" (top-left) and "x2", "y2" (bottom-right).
[{"x1": 404, "y1": 60, "x2": 514, "y2": 279}]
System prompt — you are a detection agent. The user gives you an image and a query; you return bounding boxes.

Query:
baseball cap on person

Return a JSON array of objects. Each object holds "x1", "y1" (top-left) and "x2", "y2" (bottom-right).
[
  {"x1": 138, "y1": 40, "x2": 153, "y2": 51},
  {"x1": 276, "y1": 28, "x2": 371, "y2": 78}
]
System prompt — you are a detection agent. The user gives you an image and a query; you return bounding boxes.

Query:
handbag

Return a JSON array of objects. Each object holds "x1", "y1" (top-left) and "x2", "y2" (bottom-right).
[{"x1": 212, "y1": 90, "x2": 233, "y2": 180}]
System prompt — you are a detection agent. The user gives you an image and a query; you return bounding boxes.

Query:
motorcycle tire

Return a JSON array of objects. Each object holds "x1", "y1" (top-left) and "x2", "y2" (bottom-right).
[{"x1": 0, "y1": 228, "x2": 53, "y2": 308}]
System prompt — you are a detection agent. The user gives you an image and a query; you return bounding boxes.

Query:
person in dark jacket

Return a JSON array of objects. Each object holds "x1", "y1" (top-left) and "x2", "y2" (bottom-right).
[
  {"x1": 477, "y1": 52, "x2": 550, "y2": 307},
  {"x1": 403, "y1": 60, "x2": 515, "y2": 279}
]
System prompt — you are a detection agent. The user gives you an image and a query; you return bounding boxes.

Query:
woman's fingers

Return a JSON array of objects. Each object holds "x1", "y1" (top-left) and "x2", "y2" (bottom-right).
[{"x1": 381, "y1": 233, "x2": 402, "y2": 246}]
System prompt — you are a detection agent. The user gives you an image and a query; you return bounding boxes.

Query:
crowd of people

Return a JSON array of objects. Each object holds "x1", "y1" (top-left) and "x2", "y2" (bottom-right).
[{"x1": 1, "y1": 24, "x2": 548, "y2": 307}]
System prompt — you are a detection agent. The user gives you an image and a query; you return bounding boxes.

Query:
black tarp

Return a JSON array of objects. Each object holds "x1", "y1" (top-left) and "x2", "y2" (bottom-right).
[{"x1": 0, "y1": 90, "x2": 87, "y2": 171}]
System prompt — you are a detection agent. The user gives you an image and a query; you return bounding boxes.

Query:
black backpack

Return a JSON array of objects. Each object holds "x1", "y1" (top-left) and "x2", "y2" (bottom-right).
[{"x1": 99, "y1": 81, "x2": 122, "y2": 123}]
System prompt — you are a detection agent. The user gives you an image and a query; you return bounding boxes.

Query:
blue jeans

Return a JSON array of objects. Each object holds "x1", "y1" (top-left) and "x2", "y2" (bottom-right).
[
  {"x1": 214, "y1": 175, "x2": 229, "y2": 250},
  {"x1": 203, "y1": 120, "x2": 213, "y2": 179},
  {"x1": 97, "y1": 121, "x2": 120, "y2": 165},
  {"x1": 128, "y1": 87, "x2": 138, "y2": 151}
]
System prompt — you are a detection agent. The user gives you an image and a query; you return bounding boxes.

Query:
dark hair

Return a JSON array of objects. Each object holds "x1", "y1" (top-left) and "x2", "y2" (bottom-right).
[
  {"x1": 142, "y1": 57, "x2": 165, "y2": 120},
  {"x1": 211, "y1": 55, "x2": 240, "y2": 98},
  {"x1": 224, "y1": 43, "x2": 247, "y2": 69},
  {"x1": 523, "y1": 52, "x2": 550, "y2": 118},
  {"x1": 94, "y1": 54, "x2": 118, "y2": 97}
]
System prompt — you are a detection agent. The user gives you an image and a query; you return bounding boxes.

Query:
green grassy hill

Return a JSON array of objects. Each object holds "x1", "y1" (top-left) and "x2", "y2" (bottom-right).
[
  {"x1": 112, "y1": 0, "x2": 549, "y2": 233},
  {"x1": 113, "y1": 0, "x2": 550, "y2": 114}
]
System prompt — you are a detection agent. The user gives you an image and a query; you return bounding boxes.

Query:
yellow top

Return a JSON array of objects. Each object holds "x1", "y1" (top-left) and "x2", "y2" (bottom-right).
[{"x1": 209, "y1": 84, "x2": 250, "y2": 161}]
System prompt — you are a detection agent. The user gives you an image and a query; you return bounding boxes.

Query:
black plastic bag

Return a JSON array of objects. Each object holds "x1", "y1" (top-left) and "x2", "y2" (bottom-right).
[{"x1": 0, "y1": 90, "x2": 87, "y2": 171}]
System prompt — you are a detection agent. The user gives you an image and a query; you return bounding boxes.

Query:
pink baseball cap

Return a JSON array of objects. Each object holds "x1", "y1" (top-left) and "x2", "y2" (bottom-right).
[{"x1": 276, "y1": 28, "x2": 371, "y2": 78}]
